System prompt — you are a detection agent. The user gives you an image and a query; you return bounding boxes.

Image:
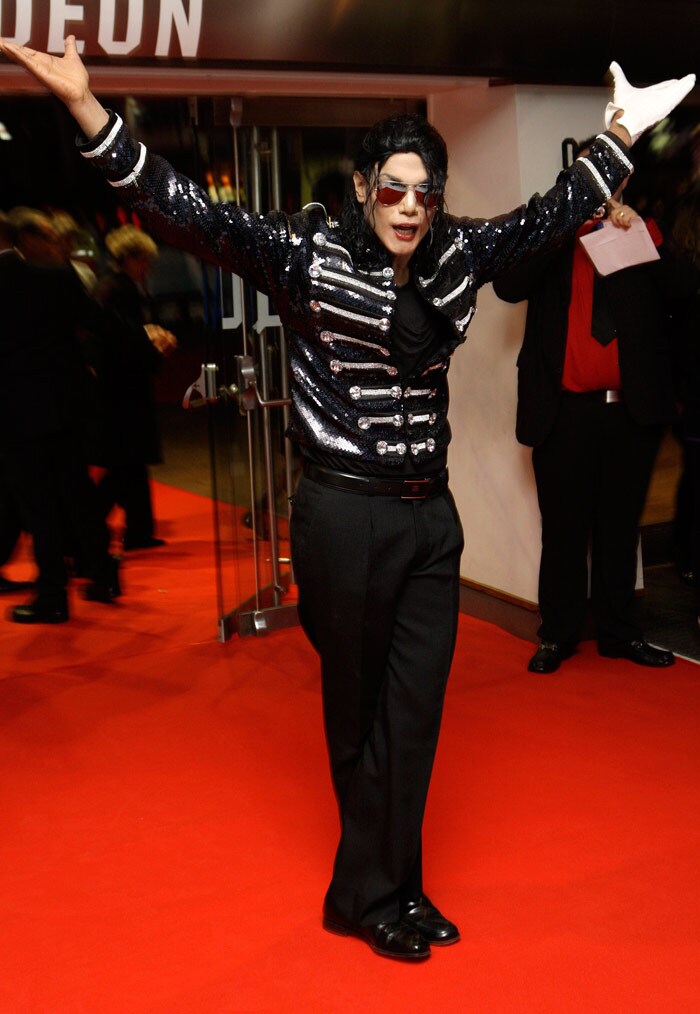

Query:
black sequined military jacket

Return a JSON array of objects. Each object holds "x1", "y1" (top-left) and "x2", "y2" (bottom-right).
[{"x1": 79, "y1": 115, "x2": 632, "y2": 469}]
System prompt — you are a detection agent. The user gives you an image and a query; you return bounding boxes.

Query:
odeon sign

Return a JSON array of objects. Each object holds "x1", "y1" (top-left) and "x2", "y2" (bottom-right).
[{"x1": 0, "y1": 0, "x2": 204, "y2": 58}]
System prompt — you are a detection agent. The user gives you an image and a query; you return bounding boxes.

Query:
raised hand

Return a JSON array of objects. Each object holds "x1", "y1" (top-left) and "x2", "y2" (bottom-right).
[
  {"x1": 0, "y1": 34, "x2": 88, "y2": 103},
  {"x1": 605, "y1": 61, "x2": 696, "y2": 144},
  {"x1": 0, "y1": 35, "x2": 108, "y2": 137}
]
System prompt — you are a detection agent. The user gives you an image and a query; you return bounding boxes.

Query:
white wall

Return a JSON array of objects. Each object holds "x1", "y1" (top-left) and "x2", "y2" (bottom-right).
[{"x1": 427, "y1": 83, "x2": 607, "y2": 603}]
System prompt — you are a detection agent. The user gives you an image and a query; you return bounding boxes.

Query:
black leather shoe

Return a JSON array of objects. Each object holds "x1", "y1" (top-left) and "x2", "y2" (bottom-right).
[
  {"x1": 598, "y1": 640, "x2": 675, "y2": 667},
  {"x1": 528, "y1": 641, "x2": 575, "y2": 674},
  {"x1": 323, "y1": 907, "x2": 430, "y2": 960},
  {"x1": 83, "y1": 558, "x2": 122, "y2": 604},
  {"x1": 10, "y1": 598, "x2": 68, "y2": 624},
  {"x1": 83, "y1": 582, "x2": 120, "y2": 604},
  {"x1": 401, "y1": 895, "x2": 460, "y2": 946},
  {"x1": 0, "y1": 575, "x2": 35, "y2": 594}
]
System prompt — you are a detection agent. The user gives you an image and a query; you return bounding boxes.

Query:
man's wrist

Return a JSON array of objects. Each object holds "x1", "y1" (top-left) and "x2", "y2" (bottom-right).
[
  {"x1": 607, "y1": 112, "x2": 632, "y2": 149},
  {"x1": 68, "y1": 92, "x2": 109, "y2": 140}
]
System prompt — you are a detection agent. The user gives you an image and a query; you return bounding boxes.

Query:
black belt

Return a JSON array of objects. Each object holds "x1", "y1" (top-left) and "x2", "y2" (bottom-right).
[
  {"x1": 303, "y1": 462, "x2": 449, "y2": 500},
  {"x1": 563, "y1": 388, "x2": 623, "y2": 404}
]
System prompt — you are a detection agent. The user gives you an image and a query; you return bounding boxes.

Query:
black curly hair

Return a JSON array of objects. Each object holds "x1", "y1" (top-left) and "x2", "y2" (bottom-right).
[
  {"x1": 355, "y1": 113, "x2": 448, "y2": 190},
  {"x1": 338, "y1": 112, "x2": 451, "y2": 270}
]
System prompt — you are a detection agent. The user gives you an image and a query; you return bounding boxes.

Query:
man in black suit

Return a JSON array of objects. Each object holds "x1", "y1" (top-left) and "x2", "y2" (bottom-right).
[
  {"x1": 0, "y1": 215, "x2": 35, "y2": 595},
  {"x1": 494, "y1": 162, "x2": 677, "y2": 673},
  {"x1": 0, "y1": 210, "x2": 120, "y2": 623}
]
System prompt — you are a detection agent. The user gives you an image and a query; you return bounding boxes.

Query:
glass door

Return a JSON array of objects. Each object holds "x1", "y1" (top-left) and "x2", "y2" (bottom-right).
[{"x1": 184, "y1": 120, "x2": 297, "y2": 640}]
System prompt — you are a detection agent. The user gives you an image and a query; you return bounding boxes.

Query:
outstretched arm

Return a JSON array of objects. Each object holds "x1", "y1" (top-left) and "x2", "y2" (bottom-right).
[
  {"x1": 0, "y1": 35, "x2": 107, "y2": 138},
  {"x1": 0, "y1": 33, "x2": 294, "y2": 291}
]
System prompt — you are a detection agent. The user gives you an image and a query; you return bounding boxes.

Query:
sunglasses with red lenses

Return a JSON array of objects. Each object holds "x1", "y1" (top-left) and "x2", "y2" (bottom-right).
[{"x1": 374, "y1": 180, "x2": 441, "y2": 209}]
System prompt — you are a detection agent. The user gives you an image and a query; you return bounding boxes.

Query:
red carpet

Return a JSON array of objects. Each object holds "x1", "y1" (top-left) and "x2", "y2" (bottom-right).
[{"x1": 1, "y1": 481, "x2": 700, "y2": 1012}]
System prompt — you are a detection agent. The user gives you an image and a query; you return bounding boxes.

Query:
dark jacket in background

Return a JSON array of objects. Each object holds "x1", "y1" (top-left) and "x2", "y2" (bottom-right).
[
  {"x1": 90, "y1": 268, "x2": 162, "y2": 466},
  {"x1": 0, "y1": 251, "x2": 100, "y2": 449},
  {"x1": 493, "y1": 232, "x2": 679, "y2": 447}
]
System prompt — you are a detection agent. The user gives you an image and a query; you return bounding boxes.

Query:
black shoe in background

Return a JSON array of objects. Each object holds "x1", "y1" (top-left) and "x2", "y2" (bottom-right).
[
  {"x1": 10, "y1": 597, "x2": 69, "y2": 624},
  {"x1": 598, "y1": 640, "x2": 675, "y2": 667},
  {"x1": 83, "y1": 557, "x2": 122, "y2": 604},
  {"x1": 528, "y1": 641, "x2": 575, "y2": 674}
]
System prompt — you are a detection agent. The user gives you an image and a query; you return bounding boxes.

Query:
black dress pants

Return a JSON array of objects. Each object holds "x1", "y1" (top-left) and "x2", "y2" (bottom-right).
[
  {"x1": 532, "y1": 393, "x2": 663, "y2": 650},
  {"x1": 290, "y1": 475, "x2": 464, "y2": 927},
  {"x1": 97, "y1": 463, "x2": 155, "y2": 544},
  {"x1": 7, "y1": 433, "x2": 113, "y2": 604},
  {"x1": 0, "y1": 457, "x2": 25, "y2": 567}
]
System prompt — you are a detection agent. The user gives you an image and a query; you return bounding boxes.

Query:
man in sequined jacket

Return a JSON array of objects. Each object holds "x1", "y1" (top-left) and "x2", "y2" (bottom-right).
[{"x1": 2, "y1": 34, "x2": 692, "y2": 962}]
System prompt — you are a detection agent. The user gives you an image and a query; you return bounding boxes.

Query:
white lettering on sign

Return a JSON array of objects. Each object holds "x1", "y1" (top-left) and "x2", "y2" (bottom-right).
[
  {"x1": 155, "y1": 0, "x2": 203, "y2": 57},
  {"x1": 0, "y1": 0, "x2": 33, "y2": 44},
  {"x1": 254, "y1": 291, "x2": 282, "y2": 334},
  {"x1": 98, "y1": 0, "x2": 144, "y2": 56},
  {"x1": 0, "y1": 1, "x2": 203, "y2": 57},
  {"x1": 48, "y1": 1, "x2": 85, "y2": 53},
  {"x1": 221, "y1": 273, "x2": 244, "y2": 332}
]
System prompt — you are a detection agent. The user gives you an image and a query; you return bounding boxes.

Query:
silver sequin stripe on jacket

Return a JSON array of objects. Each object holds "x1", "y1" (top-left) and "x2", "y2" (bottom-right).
[{"x1": 79, "y1": 117, "x2": 633, "y2": 468}]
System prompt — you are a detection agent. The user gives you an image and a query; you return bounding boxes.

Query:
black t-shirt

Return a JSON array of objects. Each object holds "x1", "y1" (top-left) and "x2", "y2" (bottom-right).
[{"x1": 303, "y1": 280, "x2": 451, "y2": 476}]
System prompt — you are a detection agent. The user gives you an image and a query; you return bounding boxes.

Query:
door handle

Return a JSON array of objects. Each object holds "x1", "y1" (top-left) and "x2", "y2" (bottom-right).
[
  {"x1": 182, "y1": 363, "x2": 238, "y2": 410},
  {"x1": 235, "y1": 354, "x2": 291, "y2": 411}
]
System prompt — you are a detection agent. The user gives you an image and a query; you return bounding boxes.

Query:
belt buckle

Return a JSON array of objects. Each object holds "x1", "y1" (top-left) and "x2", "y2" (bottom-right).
[
  {"x1": 605, "y1": 389, "x2": 621, "y2": 404},
  {"x1": 401, "y1": 477, "x2": 432, "y2": 500}
]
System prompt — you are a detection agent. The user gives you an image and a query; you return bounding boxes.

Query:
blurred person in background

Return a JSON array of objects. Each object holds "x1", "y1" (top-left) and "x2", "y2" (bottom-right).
[
  {"x1": 0, "y1": 209, "x2": 120, "y2": 622},
  {"x1": 51, "y1": 209, "x2": 100, "y2": 293},
  {"x1": 8, "y1": 206, "x2": 63, "y2": 265},
  {"x1": 0, "y1": 211, "x2": 34, "y2": 595},
  {"x1": 90, "y1": 224, "x2": 177, "y2": 551}
]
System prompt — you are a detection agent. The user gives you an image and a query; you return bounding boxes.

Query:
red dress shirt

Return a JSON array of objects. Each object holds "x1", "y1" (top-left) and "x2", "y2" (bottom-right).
[{"x1": 562, "y1": 218, "x2": 663, "y2": 392}]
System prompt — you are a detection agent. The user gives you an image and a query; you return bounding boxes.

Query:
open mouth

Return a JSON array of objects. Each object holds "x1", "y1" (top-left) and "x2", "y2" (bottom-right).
[{"x1": 392, "y1": 224, "x2": 419, "y2": 241}]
